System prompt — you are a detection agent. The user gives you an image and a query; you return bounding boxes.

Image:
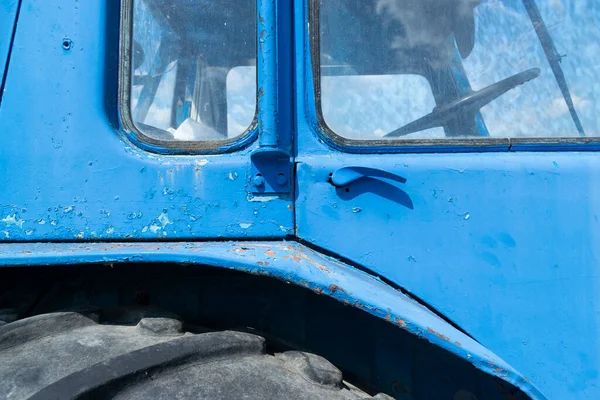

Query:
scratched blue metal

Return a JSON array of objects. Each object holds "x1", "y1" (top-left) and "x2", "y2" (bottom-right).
[
  {"x1": 0, "y1": 0, "x2": 293, "y2": 240},
  {"x1": 0, "y1": 0, "x2": 20, "y2": 101},
  {"x1": 0, "y1": 240, "x2": 545, "y2": 399},
  {"x1": 293, "y1": 1, "x2": 600, "y2": 398}
]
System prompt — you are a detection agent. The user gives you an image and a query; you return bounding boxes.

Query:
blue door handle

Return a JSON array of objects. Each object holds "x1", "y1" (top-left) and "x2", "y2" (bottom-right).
[{"x1": 330, "y1": 167, "x2": 407, "y2": 187}]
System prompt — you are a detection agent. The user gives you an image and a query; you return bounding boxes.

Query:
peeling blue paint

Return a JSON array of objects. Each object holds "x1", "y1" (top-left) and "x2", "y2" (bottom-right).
[{"x1": 0, "y1": 0, "x2": 293, "y2": 241}]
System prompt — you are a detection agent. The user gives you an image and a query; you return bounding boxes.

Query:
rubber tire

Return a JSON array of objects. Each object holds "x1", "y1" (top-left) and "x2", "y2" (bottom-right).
[{"x1": 0, "y1": 312, "x2": 393, "y2": 400}]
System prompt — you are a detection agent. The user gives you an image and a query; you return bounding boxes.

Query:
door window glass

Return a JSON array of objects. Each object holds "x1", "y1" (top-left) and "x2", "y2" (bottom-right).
[
  {"x1": 314, "y1": 0, "x2": 600, "y2": 141},
  {"x1": 127, "y1": 0, "x2": 256, "y2": 143}
]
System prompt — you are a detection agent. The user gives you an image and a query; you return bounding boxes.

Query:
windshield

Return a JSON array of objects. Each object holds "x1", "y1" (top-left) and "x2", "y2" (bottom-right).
[
  {"x1": 129, "y1": 0, "x2": 256, "y2": 142},
  {"x1": 315, "y1": 0, "x2": 600, "y2": 140}
]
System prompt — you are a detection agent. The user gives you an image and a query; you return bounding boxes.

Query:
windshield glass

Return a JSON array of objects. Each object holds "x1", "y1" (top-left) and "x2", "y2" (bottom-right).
[
  {"x1": 315, "y1": 0, "x2": 600, "y2": 140},
  {"x1": 130, "y1": 0, "x2": 256, "y2": 142}
]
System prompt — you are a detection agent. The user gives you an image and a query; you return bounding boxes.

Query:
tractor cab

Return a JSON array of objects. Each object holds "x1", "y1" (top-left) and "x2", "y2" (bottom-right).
[{"x1": 1, "y1": 1, "x2": 600, "y2": 399}]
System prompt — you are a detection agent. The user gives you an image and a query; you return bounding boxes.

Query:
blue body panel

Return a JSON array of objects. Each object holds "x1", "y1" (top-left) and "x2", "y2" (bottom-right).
[
  {"x1": 0, "y1": 0, "x2": 293, "y2": 240},
  {"x1": 0, "y1": 0, "x2": 19, "y2": 92},
  {"x1": 0, "y1": 240, "x2": 545, "y2": 399},
  {"x1": 0, "y1": 0, "x2": 596, "y2": 398},
  {"x1": 292, "y1": 1, "x2": 599, "y2": 397},
  {"x1": 295, "y1": 154, "x2": 598, "y2": 399}
]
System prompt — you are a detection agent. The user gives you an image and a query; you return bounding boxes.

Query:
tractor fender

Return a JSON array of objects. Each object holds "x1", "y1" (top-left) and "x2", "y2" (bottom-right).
[{"x1": 0, "y1": 241, "x2": 546, "y2": 399}]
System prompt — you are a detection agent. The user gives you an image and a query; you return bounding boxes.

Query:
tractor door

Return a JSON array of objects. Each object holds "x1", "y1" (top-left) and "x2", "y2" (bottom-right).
[{"x1": 294, "y1": 1, "x2": 600, "y2": 398}]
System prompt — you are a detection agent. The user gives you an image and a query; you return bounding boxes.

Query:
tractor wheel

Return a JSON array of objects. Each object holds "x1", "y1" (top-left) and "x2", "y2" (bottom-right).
[{"x1": 0, "y1": 312, "x2": 393, "y2": 400}]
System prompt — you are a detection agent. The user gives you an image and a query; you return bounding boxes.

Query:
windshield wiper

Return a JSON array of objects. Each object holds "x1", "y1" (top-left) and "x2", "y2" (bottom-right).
[
  {"x1": 522, "y1": 0, "x2": 585, "y2": 136},
  {"x1": 385, "y1": 68, "x2": 540, "y2": 138}
]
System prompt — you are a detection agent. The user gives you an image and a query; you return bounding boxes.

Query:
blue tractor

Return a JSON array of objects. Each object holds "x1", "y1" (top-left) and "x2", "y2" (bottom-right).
[{"x1": 0, "y1": 0, "x2": 598, "y2": 398}]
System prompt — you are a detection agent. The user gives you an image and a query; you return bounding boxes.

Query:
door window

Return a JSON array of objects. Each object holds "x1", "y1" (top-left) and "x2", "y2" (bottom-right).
[
  {"x1": 122, "y1": 0, "x2": 257, "y2": 145},
  {"x1": 312, "y1": 0, "x2": 600, "y2": 142}
]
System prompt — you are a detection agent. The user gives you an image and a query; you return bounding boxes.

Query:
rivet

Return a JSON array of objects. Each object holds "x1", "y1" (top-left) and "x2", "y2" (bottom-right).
[{"x1": 276, "y1": 173, "x2": 287, "y2": 186}]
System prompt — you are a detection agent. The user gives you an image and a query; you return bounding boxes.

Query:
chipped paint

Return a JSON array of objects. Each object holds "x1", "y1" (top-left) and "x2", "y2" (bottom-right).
[
  {"x1": 247, "y1": 194, "x2": 279, "y2": 203},
  {"x1": 1, "y1": 214, "x2": 25, "y2": 229},
  {"x1": 157, "y1": 211, "x2": 172, "y2": 228},
  {"x1": 329, "y1": 284, "x2": 347, "y2": 294},
  {"x1": 194, "y1": 160, "x2": 209, "y2": 172},
  {"x1": 427, "y1": 327, "x2": 451, "y2": 343}
]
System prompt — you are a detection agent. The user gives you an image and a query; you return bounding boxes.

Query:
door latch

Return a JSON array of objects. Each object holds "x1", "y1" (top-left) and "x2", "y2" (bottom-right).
[{"x1": 329, "y1": 166, "x2": 407, "y2": 187}]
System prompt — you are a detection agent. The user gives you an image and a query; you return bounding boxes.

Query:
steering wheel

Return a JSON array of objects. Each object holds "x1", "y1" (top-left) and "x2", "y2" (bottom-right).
[{"x1": 385, "y1": 68, "x2": 540, "y2": 138}]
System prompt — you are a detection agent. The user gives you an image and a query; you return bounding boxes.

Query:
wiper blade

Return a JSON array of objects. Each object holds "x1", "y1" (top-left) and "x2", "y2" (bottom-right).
[
  {"x1": 522, "y1": 0, "x2": 585, "y2": 136},
  {"x1": 385, "y1": 68, "x2": 540, "y2": 138}
]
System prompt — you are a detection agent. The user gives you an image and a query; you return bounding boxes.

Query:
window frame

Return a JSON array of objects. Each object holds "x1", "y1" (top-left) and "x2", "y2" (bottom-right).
[
  {"x1": 307, "y1": 0, "x2": 600, "y2": 154},
  {"x1": 118, "y1": 0, "x2": 259, "y2": 155}
]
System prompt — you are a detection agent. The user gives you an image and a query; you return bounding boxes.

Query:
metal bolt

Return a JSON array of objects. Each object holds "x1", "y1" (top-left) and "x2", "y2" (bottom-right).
[
  {"x1": 253, "y1": 175, "x2": 265, "y2": 187},
  {"x1": 276, "y1": 173, "x2": 287, "y2": 186}
]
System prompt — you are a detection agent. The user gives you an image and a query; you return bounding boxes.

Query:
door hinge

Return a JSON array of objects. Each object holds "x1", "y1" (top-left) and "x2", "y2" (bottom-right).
[{"x1": 249, "y1": 148, "x2": 292, "y2": 194}]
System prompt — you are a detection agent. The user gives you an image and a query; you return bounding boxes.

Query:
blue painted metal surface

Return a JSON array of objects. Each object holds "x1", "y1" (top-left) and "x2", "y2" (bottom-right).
[
  {"x1": 257, "y1": 0, "x2": 279, "y2": 148},
  {"x1": 0, "y1": 240, "x2": 545, "y2": 399},
  {"x1": 295, "y1": 154, "x2": 598, "y2": 399},
  {"x1": 0, "y1": 0, "x2": 20, "y2": 100},
  {"x1": 0, "y1": 0, "x2": 597, "y2": 398},
  {"x1": 0, "y1": 0, "x2": 293, "y2": 240},
  {"x1": 293, "y1": 1, "x2": 600, "y2": 398}
]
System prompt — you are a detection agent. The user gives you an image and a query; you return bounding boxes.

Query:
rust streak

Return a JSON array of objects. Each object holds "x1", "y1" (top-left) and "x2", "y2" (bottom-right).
[
  {"x1": 394, "y1": 317, "x2": 406, "y2": 327},
  {"x1": 427, "y1": 327, "x2": 451, "y2": 342},
  {"x1": 287, "y1": 250, "x2": 329, "y2": 272},
  {"x1": 329, "y1": 284, "x2": 347, "y2": 295}
]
